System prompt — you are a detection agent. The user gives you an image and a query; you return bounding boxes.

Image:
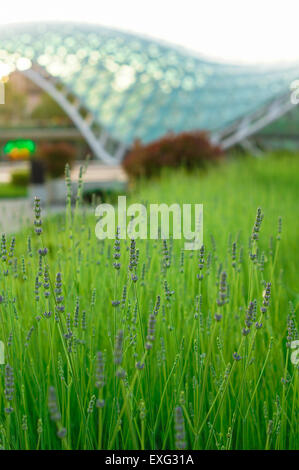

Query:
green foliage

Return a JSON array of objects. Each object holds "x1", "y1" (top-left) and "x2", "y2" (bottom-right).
[
  {"x1": 0, "y1": 80, "x2": 27, "y2": 123},
  {"x1": 123, "y1": 131, "x2": 223, "y2": 179},
  {"x1": 30, "y1": 91, "x2": 72, "y2": 125},
  {"x1": 10, "y1": 169, "x2": 30, "y2": 187},
  {"x1": 0, "y1": 153, "x2": 298, "y2": 450},
  {"x1": 83, "y1": 187, "x2": 127, "y2": 204},
  {"x1": 0, "y1": 183, "x2": 27, "y2": 198},
  {"x1": 39, "y1": 142, "x2": 76, "y2": 179}
]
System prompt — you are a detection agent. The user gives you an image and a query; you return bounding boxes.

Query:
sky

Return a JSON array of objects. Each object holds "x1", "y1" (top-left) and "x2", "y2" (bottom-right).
[{"x1": 0, "y1": 0, "x2": 298, "y2": 64}]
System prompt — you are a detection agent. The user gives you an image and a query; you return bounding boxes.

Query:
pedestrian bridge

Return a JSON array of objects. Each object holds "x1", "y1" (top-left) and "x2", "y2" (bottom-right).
[{"x1": 0, "y1": 22, "x2": 298, "y2": 162}]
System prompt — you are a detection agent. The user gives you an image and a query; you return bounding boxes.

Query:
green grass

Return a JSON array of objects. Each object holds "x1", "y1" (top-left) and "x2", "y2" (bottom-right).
[
  {"x1": 0, "y1": 153, "x2": 298, "y2": 450},
  {"x1": 0, "y1": 183, "x2": 27, "y2": 199}
]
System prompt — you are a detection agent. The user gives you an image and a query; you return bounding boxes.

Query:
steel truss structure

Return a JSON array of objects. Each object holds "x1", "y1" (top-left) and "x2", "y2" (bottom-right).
[{"x1": 22, "y1": 64, "x2": 127, "y2": 163}]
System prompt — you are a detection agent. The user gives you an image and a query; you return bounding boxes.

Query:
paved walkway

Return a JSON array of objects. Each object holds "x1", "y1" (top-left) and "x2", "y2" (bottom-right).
[
  {"x1": 0, "y1": 162, "x2": 127, "y2": 233},
  {"x1": 0, "y1": 199, "x2": 66, "y2": 234},
  {"x1": 0, "y1": 161, "x2": 127, "y2": 183},
  {"x1": 0, "y1": 198, "x2": 32, "y2": 234}
]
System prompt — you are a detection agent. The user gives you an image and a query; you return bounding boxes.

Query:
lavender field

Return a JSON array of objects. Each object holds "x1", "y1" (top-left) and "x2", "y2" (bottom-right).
[{"x1": 0, "y1": 153, "x2": 298, "y2": 450}]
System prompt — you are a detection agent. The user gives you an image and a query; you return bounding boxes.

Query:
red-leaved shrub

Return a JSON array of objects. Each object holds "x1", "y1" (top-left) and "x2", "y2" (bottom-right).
[
  {"x1": 123, "y1": 131, "x2": 223, "y2": 179},
  {"x1": 39, "y1": 142, "x2": 76, "y2": 179}
]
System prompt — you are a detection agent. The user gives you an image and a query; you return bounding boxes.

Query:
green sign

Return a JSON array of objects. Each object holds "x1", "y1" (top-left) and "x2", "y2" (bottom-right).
[{"x1": 4, "y1": 139, "x2": 36, "y2": 159}]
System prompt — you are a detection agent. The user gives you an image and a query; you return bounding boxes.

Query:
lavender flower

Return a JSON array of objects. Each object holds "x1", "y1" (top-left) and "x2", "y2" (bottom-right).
[
  {"x1": 81, "y1": 310, "x2": 87, "y2": 330},
  {"x1": 233, "y1": 352, "x2": 242, "y2": 361},
  {"x1": 116, "y1": 368, "x2": 126, "y2": 379},
  {"x1": 38, "y1": 247, "x2": 48, "y2": 257},
  {"x1": 146, "y1": 313, "x2": 157, "y2": 350},
  {"x1": 217, "y1": 271, "x2": 228, "y2": 307},
  {"x1": 245, "y1": 301, "x2": 256, "y2": 328},
  {"x1": 259, "y1": 252, "x2": 265, "y2": 272},
  {"x1": 277, "y1": 216, "x2": 282, "y2": 241},
  {"x1": 114, "y1": 330, "x2": 126, "y2": 378},
  {"x1": 215, "y1": 271, "x2": 228, "y2": 323},
  {"x1": 4, "y1": 364, "x2": 14, "y2": 413},
  {"x1": 129, "y1": 239, "x2": 137, "y2": 271},
  {"x1": 48, "y1": 386, "x2": 61, "y2": 422},
  {"x1": 57, "y1": 428, "x2": 67, "y2": 439},
  {"x1": 34, "y1": 197, "x2": 42, "y2": 235},
  {"x1": 64, "y1": 313, "x2": 73, "y2": 351},
  {"x1": 162, "y1": 239, "x2": 170, "y2": 270},
  {"x1": 261, "y1": 282, "x2": 271, "y2": 314},
  {"x1": 164, "y1": 280, "x2": 174, "y2": 302},
  {"x1": 22, "y1": 415, "x2": 28, "y2": 432},
  {"x1": 154, "y1": 295, "x2": 161, "y2": 316},
  {"x1": 113, "y1": 227, "x2": 121, "y2": 270},
  {"x1": 139, "y1": 400, "x2": 146, "y2": 420},
  {"x1": 180, "y1": 250, "x2": 185, "y2": 273},
  {"x1": 242, "y1": 328, "x2": 250, "y2": 336},
  {"x1": 96, "y1": 399, "x2": 105, "y2": 408},
  {"x1": 174, "y1": 406, "x2": 186, "y2": 450},
  {"x1": 197, "y1": 245, "x2": 205, "y2": 280},
  {"x1": 8, "y1": 236, "x2": 16, "y2": 264},
  {"x1": 231, "y1": 241, "x2": 237, "y2": 268},
  {"x1": 1, "y1": 234, "x2": 7, "y2": 262},
  {"x1": 43, "y1": 265, "x2": 50, "y2": 298},
  {"x1": 95, "y1": 351, "x2": 105, "y2": 389},
  {"x1": 136, "y1": 361, "x2": 145, "y2": 369},
  {"x1": 27, "y1": 236, "x2": 32, "y2": 257},
  {"x1": 87, "y1": 395, "x2": 96, "y2": 414},
  {"x1": 34, "y1": 276, "x2": 41, "y2": 302},
  {"x1": 65, "y1": 163, "x2": 72, "y2": 205},
  {"x1": 7, "y1": 331, "x2": 13, "y2": 346},
  {"x1": 121, "y1": 285, "x2": 127, "y2": 308},
  {"x1": 55, "y1": 272, "x2": 64, "y2": 315},
  {"x1": 25, "y1": 326, "x2": 35, "y2": 347},
  {"x1": 22, "y1": 256, "x2": 27, "y2": 281},
  {"x1": 38, "y1": 254, "x2": 42, "y2": 277},
  {"x1": 114, "y1": 330, "x2": 124, "y2": 365},
  {"x1": 44, "y1": 311, "x2": 52, "y2": 319},
  {"x1": 74, "y1": 297, "x2": 79, "y2": 328},
  {"x1": 91, "y1": 288, "x2": 96, "y2": 308},
  {"x1": 37, "y1": 419, "x2": 43, "y2": 435},
  {"x1": 286, "y1": 302, "x2": 298, "y2": 348},
  {"x1": 251, "y1": 207, "x2": 264, "y2": 241}
]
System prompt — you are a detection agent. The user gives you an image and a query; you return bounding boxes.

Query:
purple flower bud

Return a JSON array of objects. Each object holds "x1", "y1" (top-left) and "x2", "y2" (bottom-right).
[{"x1": 233, "y1": 352, "x2": 242, "y2": 361}]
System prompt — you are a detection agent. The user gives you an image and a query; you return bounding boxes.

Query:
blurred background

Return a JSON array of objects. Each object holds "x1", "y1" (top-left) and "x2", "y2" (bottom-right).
[{"x1": 0, "y1": 0, "x2": 298, "y2": 231}]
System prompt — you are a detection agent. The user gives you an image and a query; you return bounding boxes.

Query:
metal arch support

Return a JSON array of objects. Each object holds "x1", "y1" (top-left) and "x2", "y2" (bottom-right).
[
  {"x1": 21, "y1": 66, "x2": 124, "y2": 164},
  {"x1": 212, "y1": 92, "x2": 298, "y2": 150},
  {"x1": 21, "y1": 66, "x2": 298, "y2": 156}
]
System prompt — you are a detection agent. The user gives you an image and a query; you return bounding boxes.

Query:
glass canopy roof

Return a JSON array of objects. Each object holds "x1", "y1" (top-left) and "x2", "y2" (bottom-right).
[{"x1": 0, "y1": 22, "x2": 298, "y2": 145}]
